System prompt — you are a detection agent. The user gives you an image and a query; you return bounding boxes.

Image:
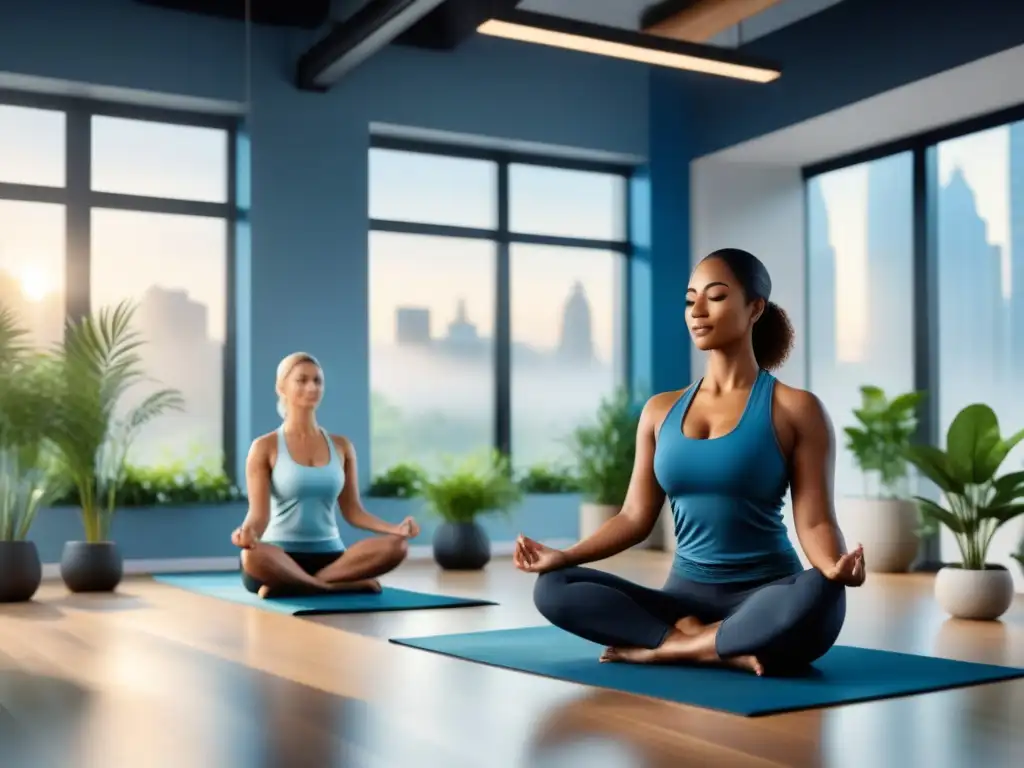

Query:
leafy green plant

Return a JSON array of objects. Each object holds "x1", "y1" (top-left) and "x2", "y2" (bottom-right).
[
  {"x1": 419, "y1": 450, "x2": 523, "y2": 524},
  {"x1": 367, "y1": 462, "x2": 427, "y2": 498},
  {"x1": 843, "y1": 385, "x2": 924, "y2": 498},
  {"x1": 904, "y1": 403, "x2": 1024, "y2": 570},
  {"x1": 53, "y1": 458, "x2": 242, "y2": 507},
  {"x1": 0, "y1": 308, "x2": 66, "y2": 541},
  {"x1": 517, "y1": 463, "x2": 579, "y2": 494},
  {"x1": 47, "y1": 301, "x2": 184, "y2": 542},
  {"x1": 566, "y1": 388, "x2": 639, "y2": 506}
]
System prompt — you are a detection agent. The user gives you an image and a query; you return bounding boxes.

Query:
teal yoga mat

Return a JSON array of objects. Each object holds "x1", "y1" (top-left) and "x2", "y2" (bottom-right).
[
  {"x1": 389, "y1": 625, "x2": 1024, "y2": 716},
  {"x1": 154, "y1": 571, "x2": 495, "y2": 615}
]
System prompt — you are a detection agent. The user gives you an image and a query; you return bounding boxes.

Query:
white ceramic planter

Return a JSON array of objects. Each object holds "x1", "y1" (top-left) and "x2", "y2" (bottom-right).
[
  {"x1": 836, "y1": 497, "x2": 920, "y2": 573},
  {"x1": 934, "y1": 566, "x2": 1015, "y2": 620},
  {"x1": 579, "y1": 502, "x2": 621, "y2": 541}
]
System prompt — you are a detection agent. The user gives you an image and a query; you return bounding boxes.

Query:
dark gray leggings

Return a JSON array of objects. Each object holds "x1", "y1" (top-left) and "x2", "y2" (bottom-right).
[{"x1": 533, "y1": 565, "x2": 846, "y2": 669}]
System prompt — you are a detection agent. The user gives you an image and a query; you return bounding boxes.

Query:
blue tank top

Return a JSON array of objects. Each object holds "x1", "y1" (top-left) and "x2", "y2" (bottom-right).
[
  {"x1": 260, "y1": 427, "x2": 346, "y2": 554},
  {"x1": 653, "y1": 369, "x2": 802, "y2": 583}
]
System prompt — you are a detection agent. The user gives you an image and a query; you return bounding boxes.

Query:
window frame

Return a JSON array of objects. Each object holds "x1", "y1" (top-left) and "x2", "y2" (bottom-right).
[
  {"x1": 0, "y1": 88, "x2": 241, "y2": 478},
  {"x1": 801, "y1": 99, "x2": 1024, "y2": 569},
  {"x1": 368, "y1": 135, "x2": 636, "y2": 465}
]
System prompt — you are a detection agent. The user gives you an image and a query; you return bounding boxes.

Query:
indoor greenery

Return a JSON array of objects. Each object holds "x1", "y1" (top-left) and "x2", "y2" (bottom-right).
[
  {"x1": 903, "y1": 403, "x2": 1024, "y2": 570},
  {"x1": 46, "y1": 301, "x2": 184, "y2": 542},
  {"x1": 419, "y1": 450, "x2": 523, "y2": 524},
  {"x1": 366, "y1": 461, "x2": 427, "y2": 498},
  {"x1": 0, "y1": 308, "x2": 65, "y2": 541},
  {"x1": 843, "y1": 385, "x2": 924, "y2": 498},
  {"x1": 566, "y1": 388, "x2": 639, "y2": 506},
  {"x1": 51, "y1": 458, "x2": 242, "y2": 507},
  {"x1": 516, "y1": 463, "x2": 579, "y2": 494}
]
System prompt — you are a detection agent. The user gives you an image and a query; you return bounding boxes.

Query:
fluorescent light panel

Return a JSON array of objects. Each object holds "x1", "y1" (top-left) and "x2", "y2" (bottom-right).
[{"x1": 477, "y1": 16, "x2": 780, "y2": 84}]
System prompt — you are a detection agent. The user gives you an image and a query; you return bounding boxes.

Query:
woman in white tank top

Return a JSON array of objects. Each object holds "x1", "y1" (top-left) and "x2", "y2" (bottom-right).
[{"x1": 232, "y1": 352, "x2": 418, "y2": 598}]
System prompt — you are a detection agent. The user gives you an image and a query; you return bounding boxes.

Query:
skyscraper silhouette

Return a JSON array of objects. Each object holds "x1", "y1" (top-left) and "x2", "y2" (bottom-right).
[{"x1": 558, "y1": 281, "x2": 595, "y2": 363}]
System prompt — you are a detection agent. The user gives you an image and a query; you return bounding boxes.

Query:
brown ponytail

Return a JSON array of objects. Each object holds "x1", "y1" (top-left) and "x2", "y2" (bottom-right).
[{"x1": 751, "y1": 300, "x2": 794, "y2": 371}]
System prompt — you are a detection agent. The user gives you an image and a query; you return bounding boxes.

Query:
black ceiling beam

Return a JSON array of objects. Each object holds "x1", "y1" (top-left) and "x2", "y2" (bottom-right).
[
  {"x1": 296, "y1": 0, "x2": 449, "y2": 91},
  {"x1": 395, "y1": 0, "x2": 522, "y2": 51}
]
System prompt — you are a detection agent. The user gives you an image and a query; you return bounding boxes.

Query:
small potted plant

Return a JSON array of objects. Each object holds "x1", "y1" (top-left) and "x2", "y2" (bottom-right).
[
  {"x1": 840, "y1": 385, "x2": 925, "y2": 572},
  {"x1": 48, "y1": 301, "x2": 183, "y2": 593},
  {"x1": 420, "y1": 450, "x2": 522, "y2": 570},
  {"x1": 516, "y1": 463, "x2": 579, "y2": 495},
  {"x1": 904, "y1": 403, "x2": 1024, "y2": 620},
  {"x1": 366, "y1": 462, "x2": 427, "y2": 499},
  {"x1": 566, "y1": 388, "x2": 641, "y2": 541},
  {"x1": 0, "y1": 309, "x2": 64, "y2": 602}
]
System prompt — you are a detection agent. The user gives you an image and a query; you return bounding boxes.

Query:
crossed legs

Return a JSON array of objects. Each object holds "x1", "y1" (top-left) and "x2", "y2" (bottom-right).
[
  {"x1": 533, "y1": 566, "x2": 846, "y2": 675},
  {"x1": 241, "y1": 535, "x2": 409, "y2": 598}
]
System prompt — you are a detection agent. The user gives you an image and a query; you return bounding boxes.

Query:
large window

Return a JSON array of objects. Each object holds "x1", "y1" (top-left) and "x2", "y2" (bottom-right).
[
  {"x1": 934, "y1": 122, "x2": 1024, "y2": 569},
  {"x1": 0, "y1": 94, "x2": 236, "y2": 472},
  {"x1": 368, "y1": 141, "x2": 631, "y2": 475},
  {"x1": 803, "y1": 104, "x2": 1024, "y2": 570},
  {"x1": 806, "y1": 152, "x2": 915, "y2": 498}
]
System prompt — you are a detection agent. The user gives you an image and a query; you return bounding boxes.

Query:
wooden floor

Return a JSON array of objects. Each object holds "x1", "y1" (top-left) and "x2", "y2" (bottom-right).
[{"x1": 1, "y1": 551, "x2": 1023, "y2": 768}]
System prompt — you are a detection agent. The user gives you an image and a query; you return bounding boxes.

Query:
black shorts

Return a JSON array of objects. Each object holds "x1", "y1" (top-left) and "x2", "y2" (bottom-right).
[{"x1": 240, "y1": 549, "x2": 344, "y2": 593}]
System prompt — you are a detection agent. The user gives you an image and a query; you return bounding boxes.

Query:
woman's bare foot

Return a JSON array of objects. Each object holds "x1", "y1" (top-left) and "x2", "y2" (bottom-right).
[
  {"x1": 674, "y1": 616, "x2": 704, "y2": 635},
  {"x1": 598, "y1": 627, "x2": 765, "y2": 676},
  {"x1": 257, "y1": 580, "x2": 332, "y2": 599},
  {"x1": 327, "y1": 578, "x2": 382, "y2": 594}
]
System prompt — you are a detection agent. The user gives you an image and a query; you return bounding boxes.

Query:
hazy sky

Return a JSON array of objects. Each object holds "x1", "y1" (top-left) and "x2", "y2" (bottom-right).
[
  {"x1": 815, "y1": 120, "x2": 1016, "y2": 361},
  {"x1": 816, "y1": 161, "x2": 871, "y2": 363},
  {"x1": 368, "y1": 148, "x2": 628, "y2": 360},
  {"x1": 2, "y1": 105, "x2": 626, "y2": 359},
  {"x1": 936, "y1": 124, "x2": 1011, "y2": 293}
]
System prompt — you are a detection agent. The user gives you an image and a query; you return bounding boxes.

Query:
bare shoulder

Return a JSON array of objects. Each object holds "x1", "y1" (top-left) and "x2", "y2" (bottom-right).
[
  {"x1": 327, "y1": 433, "x2": 353, "y2": 454},
  {"x1": 246, "y1": 431, "x2": 277, "y2": 467},
  {"x1": 772, "y1": 381, "x2": 832, "y2": 436},
  {"x1": 643, "y1": 385, "x2": 694, "y2": 435},
  {"x1": 249, "y1": 431, "x2": 277, "y2": 455}
]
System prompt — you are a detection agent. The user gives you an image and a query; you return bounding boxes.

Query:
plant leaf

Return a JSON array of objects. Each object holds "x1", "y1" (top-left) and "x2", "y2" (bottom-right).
[
  {"x1": 980, "y1": 503, "x2": 1024, "y2": 526},
  {"x1": 912, "y1": 496, "x2": 964, "y2": 534},
  {"x1": 903, "y1": 444, "x2": 963, "y2": 494},
  {"x1": 945, "y1": 403, "x2": 1001, "y2": 485},
  {"x1": 981, "y1": 427, "x2": 1024, "y2": 480},
  {"x1": 990, "y1": 470, "x2": 1024, "y2": 507}
]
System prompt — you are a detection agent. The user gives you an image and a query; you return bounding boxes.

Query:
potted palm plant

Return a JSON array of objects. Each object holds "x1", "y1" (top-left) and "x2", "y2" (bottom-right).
[
  {"x1": 566, "y1": 388, "x2": 641, "y2": 541},
  {"x1": 904, "y1": 403, "x2": 1024, "y2": 620},
  {"x1": 48, "y1": 301, "x2": 183, "y2": 593},
  {"x1": 840, "y1": 385, "x2": 925, "y2": 572},
  {"x1": 0, "y1": 309, "x2": 64, "y2": 602},
  {"x1": 420, "y1": 450, "x2": 522, "y2": 570}
]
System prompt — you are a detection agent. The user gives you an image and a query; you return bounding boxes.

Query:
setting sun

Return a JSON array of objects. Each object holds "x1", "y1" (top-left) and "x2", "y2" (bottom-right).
[{"x1": 17, "y1": 264, "x2": 52, "y2": 302}]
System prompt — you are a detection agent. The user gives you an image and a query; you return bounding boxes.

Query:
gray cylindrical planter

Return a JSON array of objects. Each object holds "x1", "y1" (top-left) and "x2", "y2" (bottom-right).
[
  {"x1": 60, "y1": 541, "x2": 124, "y2": 593},
  {"x1": 0, "y1": 540, "x2": 43, "y2": 602},
  {"x1": 432, "y1": 521, "x2": 491, "y2": 570}
]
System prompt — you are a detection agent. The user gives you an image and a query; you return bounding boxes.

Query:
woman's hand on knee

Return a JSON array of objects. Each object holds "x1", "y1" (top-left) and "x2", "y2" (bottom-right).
[
  {"x1": 823, "y1": 544, "x2": 865, "y2": 586},
  {"x1": 514, "y1": 534, "x2": 568, "y2": 574},
  {"x1": 231, "y1": 525, "x2": 257, "y2": 550}
]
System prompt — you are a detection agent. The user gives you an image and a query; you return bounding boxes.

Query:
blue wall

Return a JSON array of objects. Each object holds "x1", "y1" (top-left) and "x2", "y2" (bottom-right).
[
  {"x1": 0, "y1": 0, "x2": 660, "y2": 494},
  {"x1": 687, "y1": 0, "x2": 1024, "y2": 157}
]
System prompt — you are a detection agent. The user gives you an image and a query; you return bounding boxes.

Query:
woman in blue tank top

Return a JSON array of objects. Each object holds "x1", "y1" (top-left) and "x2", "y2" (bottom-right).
[
  {"x1": 232, "y1": 352, "x2": 418, "y2": 598},
  {"x1": 515, "y1": 249, "x2": 865, "y2": 675}
]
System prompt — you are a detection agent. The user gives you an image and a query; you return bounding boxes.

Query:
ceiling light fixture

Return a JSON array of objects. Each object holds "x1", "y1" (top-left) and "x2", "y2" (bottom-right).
[{"x1": 477, "y1": 11, "x2": 781, "y2": 83}]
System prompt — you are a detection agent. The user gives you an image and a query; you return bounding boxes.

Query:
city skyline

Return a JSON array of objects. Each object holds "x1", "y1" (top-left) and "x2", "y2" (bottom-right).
[
  {"x1": 809, "y1": 118, "x2": 1024, "y2": 503},
  {"x1": 369, "y1": 230, "x2": 624, "y2": 363}
]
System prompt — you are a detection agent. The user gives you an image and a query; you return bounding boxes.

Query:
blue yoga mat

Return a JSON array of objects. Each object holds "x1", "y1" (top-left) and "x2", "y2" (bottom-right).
[
  {"x1": 390, "y1": 625, "x2": 1024, "y2": 716},
  {"x1": 154, "y1": 571, "x2": 495, "y2": 615}
]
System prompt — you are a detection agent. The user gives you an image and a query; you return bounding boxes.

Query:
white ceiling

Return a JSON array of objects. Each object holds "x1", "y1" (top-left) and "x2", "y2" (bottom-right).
[
  {"x1": 705, "y1": 42, "x2": 1024, "y2": 166},
  {"x1": 518, "y1": 0, "x2": 846, "y2": 46}
]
